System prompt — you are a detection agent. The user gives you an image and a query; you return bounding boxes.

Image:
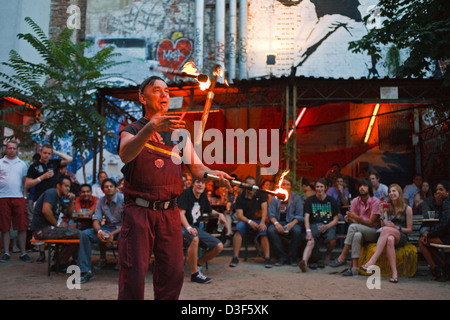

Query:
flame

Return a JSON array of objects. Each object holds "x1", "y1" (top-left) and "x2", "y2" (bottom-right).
[
  {"x1": 181, "y1": 61, "x2": 199, "y2": 76},
  {"x1": 273, "y1": 169, "x2": 290, "y2": 201},
  {"x1": 181, "y1": 61, "x2": 211, "y2": 91},
  {"x1": 199, "y1": 79, "x2": 211, "y2": 91}
]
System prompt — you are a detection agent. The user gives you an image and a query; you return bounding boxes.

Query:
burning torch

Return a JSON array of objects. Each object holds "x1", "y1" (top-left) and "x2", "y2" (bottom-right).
[
  {"x1": 203, "y1": 172, "x2": 289, "y2": 201},
  {"x1": 149, "y1": 65, "x2": 209, "y2": 83}
]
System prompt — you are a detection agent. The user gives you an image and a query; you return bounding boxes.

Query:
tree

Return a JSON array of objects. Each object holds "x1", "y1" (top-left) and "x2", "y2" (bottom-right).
[
  {"x1": 0, "y1": 17, "x2": 126, "y2": 181},
  {"x1": 348, "y1": 0, "x2": 450, "y2": 84}
]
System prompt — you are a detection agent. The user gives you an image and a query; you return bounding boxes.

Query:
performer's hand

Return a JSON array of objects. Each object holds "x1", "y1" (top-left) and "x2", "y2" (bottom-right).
[
  {"x1": 148, "y1": 114, "x2": 185, "y2": 132},
  {"x1": 209, "y1": 170, "x2": 233, "y2": 190}
]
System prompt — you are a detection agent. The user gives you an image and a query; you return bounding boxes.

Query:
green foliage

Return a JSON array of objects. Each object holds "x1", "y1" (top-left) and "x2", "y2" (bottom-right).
[
  {"x1": 0, "y1": 17, "x2": 126, "y2": 159},
  {"x1": 348, "y1": 0, "x2": 450, "y2": 83}
]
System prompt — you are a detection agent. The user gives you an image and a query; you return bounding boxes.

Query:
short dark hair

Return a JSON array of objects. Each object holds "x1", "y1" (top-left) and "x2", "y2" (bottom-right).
[
  {"x1": 80, "y1": 183, "x2": 92, "y2": 191},
  {"x1": 139, "y1": 76, "x2": 165, "y2": 93},
  {"x1": 102, "y1": 178, "x2": 117, "y2": 190},
  {"x1": 315, "y1": 178, "x2": 327, "y2": 187},
  {"x1": 57, "y1": 175, "x2": 71, "y2": 186}
]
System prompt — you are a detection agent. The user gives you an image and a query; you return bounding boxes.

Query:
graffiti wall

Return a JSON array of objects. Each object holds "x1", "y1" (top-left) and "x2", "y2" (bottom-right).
[{"x1": 247, "y1": 0, "x2": 387, "y2": 79}]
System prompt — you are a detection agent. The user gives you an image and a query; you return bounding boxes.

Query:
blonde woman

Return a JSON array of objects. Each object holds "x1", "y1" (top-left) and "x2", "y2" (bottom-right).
[{"x1": 360, "y1": 184, "x2": 413, "y2": 283}]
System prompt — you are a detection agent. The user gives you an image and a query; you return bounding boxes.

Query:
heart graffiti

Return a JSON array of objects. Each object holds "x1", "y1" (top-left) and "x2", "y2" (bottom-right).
[{"x1": 156, "y1": 38, "x2": 193, "y2": 80}]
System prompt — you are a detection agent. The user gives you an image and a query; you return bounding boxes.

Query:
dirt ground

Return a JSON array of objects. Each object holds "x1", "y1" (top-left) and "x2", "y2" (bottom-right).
[{"x1": 0, "y1": 249, "x2": 449, "y2": 302}]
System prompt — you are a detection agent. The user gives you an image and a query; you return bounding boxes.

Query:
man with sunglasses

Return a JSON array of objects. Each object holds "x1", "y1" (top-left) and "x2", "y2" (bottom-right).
[{"x1": 118, "y1": 76, "x2": 231, "y2": 300}]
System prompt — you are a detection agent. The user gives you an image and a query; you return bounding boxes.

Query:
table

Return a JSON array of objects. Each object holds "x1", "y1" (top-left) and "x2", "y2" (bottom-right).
[{"x1": 413, "y1": 219, "x2": 439, "y2": 222}]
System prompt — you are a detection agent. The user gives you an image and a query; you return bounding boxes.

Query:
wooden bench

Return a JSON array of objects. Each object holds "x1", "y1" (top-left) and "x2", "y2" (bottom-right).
[
  {"x1": 30, "y1": 238, "x2": 119, "y2": 276},
  {"x1": 30, "y1": 239, "x2": 80, "y2": 276}
]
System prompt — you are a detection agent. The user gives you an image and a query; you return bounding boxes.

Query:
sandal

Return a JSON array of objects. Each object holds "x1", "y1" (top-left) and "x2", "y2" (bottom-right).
[
  {"x1": 389, "y1": 277, "x2": 398, "y2": 283},
  {"x1": 360, "y1": 264, "x2": 369, "y2": 272}
]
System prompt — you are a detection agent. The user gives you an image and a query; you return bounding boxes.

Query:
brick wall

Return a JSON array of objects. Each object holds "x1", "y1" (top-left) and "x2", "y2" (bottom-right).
[{"x1": 49, "y1": 0, "x2": 87, "y2": 42}]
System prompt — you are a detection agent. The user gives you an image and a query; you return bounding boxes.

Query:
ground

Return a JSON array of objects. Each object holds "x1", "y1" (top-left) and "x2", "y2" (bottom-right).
[{"x1": 0, "y1": 249, "x2": 449, "y2": 302}]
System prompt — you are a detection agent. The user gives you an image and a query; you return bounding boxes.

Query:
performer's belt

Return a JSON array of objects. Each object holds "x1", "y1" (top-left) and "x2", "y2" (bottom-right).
[{"x1": 126, "y1": 196, "x2": 177, "y2": 210}]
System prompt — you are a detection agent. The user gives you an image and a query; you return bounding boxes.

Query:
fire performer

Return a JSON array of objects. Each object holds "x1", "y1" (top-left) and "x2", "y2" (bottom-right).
[{"x1": 117, "y1": 76, "x2": 231, "y2": 300}]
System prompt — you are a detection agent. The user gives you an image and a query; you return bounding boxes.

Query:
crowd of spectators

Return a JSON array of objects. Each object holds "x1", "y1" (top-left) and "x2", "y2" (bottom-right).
[{"x1": 1, "y1": 142, "x2": 449, "y2": 286}]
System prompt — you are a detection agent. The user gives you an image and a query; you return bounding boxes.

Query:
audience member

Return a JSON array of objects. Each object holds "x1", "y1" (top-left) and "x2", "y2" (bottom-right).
[
  {"x1": 260, "y1": 179, "x2": 274, "y2": 204},
  {"x1": 117, "y1": 178, "x2": 124, "y2": 193},
  {"x1": 413, "y1": 181, "x2": 432, "y2": 215},
  {"x1": 301, "y1": 178, "x2": 315, "y2": 200},
  {"x1": 325, "y1": 163, "x2": 341, "y2": 187},
  {"x1": 326, "y1": 175, "x2": 349, "y2": 209},
  {"x1": 178, "y1": 178, "x2": 226, "y2": 283},
  {"x1": 77, "y1": 178, "x2": 123, "y2": 284},
  {"x1": 360, "y1": 184, "x2": 413, "y2": 283},
  {"x1": 224, "y1": 175, "x2": 240, "y2": 247},
  {"x1": 329, "y1": 178, "x2": 381, "y2": 276},
  {"x1": 368, "y1": 170, "x2": 388, "y2": 202},
  {"x1": 25, "y1": 144, "x2": 73, "y2": 203},
  {"x1": 418, "y1": 180, "x2": 450, "y2": 281},
  {"x1": 183, "y1": 172, "x2": 193, "y2": 189},
  {"x1": 30, "y1": 176, "x2": 78, "y2": 265},
  {"x1": 403, "y1": 174, "x2": 422, "y2": 208},
  {"x1": 92, "y1": 171, "x2": 107, "y2": 198},
  {"x1": 420, "y1": 183, "x2": 449, "y2": 235},
  {"x1": 229, "y1": 176, "x2": 272, "y2": 268},
  {"x1": 267, "y1": 176, "x2": 304, "y2": 266},
  {"x1": 74, "y1": 184, "x2": 99, "y2": 230},
  {"x1": 0, "y1": 141, "x2": 33, "y2": 263},
  {"x1": 299, "y1": 178, "x2": 339, "y2": 271},
  {"x1": 59, "y1": 164, "x2": 81, "y2": 196}
]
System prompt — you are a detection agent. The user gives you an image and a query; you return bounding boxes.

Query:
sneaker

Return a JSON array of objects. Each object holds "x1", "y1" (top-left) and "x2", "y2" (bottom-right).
[
  {"x1": 329, "y1": 258, "x2": 346, "y2": 267},
  {"x1": 80, "y1": 271, "x2": 94, "y2": 284},
  {"x1": 0, "y1": 253, "x2": 10, "y2": 263},
  {"x1": 36, "y1": 252, "x2": 45, "y2": 264},
  {"x1": 264, "y1": 258, "x2": 273, "y2": 268},
  {"x1": 229, "y1": 256, "x2": 239, "y2": 267},
  {"x1": 274, "y1": 259, "x2": 286, "y2": 266},
  {"x1": 191, "y1": 271, "x2": 212, "y2": 284},
  {"x1": 19, "y1": 253, "x2": 33, "y2": 263},
  {"x1": 94, "y1": 258, "x2": 107, "y2": 270},
  {"x1": 342, "y1": 268, "x2": 358, "y2": 277}
]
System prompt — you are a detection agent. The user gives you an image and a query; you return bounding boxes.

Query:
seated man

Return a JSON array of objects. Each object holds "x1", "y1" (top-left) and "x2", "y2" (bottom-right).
[
  {"x1": 326, "y1": 175, "x2": 349, "y2": 209},
  {"x1": 299, "y1": 178, "x2": 339, "y2": 271},
  {"x1": 329, "y1": 178, "x2": 380, "y2": 276},
  {"x1": 268, "y1": 176, "x2": 304, "y2": 266},
  {"x1": 178, "y1": 178, "x2": 226, "y2": 284},
  {"x1": 77, "y1": 178, "x2": 123, "y2": 284},
  {"x1": 229, "y1": 176, "x2": 272, "y2": 268},
  {"x1": 73, "y1": 184, "x2": 98, "y2": 230},
  {"x1": 30, "y1": 176, "x2": 79, "y2": 266}
]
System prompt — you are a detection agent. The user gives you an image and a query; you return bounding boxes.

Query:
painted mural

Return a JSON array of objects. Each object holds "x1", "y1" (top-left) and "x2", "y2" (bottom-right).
[{"x1": 247, "y1": 0, "x2": 386, "y2": 78}]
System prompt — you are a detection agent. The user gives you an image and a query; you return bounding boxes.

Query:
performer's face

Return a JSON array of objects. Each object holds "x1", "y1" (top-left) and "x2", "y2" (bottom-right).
[{"x1": 139, "y1": 79, "x2": 170, "y2": 116}]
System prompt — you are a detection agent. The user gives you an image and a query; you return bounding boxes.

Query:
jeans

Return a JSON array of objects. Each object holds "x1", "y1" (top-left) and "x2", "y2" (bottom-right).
[
  {"x1": 267, "y1": 222, "x2": 303, "y2": 262},
  {"x1": 78, "y1": 225, "x2": 117, "y2": 273}
]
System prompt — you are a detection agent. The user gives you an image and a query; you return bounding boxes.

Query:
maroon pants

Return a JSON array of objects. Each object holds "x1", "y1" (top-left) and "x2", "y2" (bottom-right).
[{"x1": 118, "y1": 203, "x2": 184, "y2": 300}]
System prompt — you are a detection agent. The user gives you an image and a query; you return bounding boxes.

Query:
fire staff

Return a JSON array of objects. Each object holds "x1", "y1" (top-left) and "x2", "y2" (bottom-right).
[{"x1": 117, "y1": 76, "x2": 231, "y2": 300}]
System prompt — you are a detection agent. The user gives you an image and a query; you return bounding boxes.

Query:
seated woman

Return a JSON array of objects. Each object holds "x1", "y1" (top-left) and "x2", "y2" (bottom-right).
[
  {"x1": 360, "y1": 184, "x2": 413, "y2": 283},
  {"x1": 418, "y1": 180, "x2": 450, "y2": 281}
]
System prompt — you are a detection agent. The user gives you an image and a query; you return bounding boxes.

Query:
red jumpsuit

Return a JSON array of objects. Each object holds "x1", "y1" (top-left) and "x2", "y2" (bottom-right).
[{"x1": 118, "y1": 129, "x2": 184, "y2": 300}]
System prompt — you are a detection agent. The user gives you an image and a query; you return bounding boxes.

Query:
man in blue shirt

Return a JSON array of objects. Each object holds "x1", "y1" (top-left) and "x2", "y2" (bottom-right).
[
  {"x1": 268, "y1": 176, "x2": 304, "y2": 266},
  {"x1": 78, "y1": 178, "x2": 123, "y2": 284}
]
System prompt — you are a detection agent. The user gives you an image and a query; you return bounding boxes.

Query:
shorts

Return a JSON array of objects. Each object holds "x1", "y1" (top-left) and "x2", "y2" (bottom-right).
[
  {"x1": 0, "y1": 198, "x2": 27, "y2": 232},
  {"x1": 182, "y1": 226, "x2": 221, "y2": 251},
  {"x1": 234, "y1": 220, "x2": 268, "y2": 240},
  {"x1": 311, "y1": 223, "x2": 336, "y2": 244}
]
